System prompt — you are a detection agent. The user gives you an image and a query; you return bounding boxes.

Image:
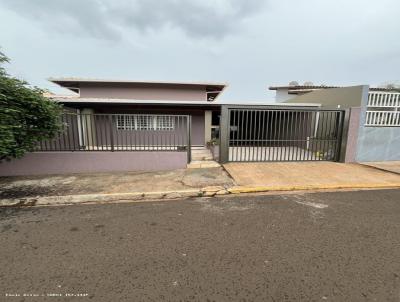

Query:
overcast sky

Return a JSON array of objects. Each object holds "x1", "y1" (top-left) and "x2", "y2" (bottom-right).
[{"x1": 0, "y1": 0, "x2": 399, "y2": 102}]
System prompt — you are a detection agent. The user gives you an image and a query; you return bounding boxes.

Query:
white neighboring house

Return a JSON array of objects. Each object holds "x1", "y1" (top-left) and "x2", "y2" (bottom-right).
[{"x1": 269, "y1": 84, "x2": 400, "y2": 127}]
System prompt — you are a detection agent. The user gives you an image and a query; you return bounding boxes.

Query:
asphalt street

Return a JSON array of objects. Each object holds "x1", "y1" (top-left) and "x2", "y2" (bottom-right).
[{"x1": 1, "y1": 189, "x2": 400, "y2": 301}]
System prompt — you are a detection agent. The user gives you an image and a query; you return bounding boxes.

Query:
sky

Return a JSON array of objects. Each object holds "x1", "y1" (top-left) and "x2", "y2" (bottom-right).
[{"x1": 0, "y1": 0, "x2": 399, "y2": 102}]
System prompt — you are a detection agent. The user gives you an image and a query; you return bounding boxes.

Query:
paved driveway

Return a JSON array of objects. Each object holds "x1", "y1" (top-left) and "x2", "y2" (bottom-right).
[
  {"x1": 1, "y1": 189, "x2": 400, "y2": 301},
  {"x1": 223, "y1": 162, "x2": 400, "y2": 188}
]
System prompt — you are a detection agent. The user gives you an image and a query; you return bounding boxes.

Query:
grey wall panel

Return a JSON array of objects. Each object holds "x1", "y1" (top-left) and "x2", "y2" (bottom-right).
[{"x1": 356, "y1": 127, "x2": 400, "y2": 161}]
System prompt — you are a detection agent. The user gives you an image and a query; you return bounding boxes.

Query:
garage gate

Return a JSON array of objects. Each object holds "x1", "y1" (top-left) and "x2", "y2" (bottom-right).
[{"x1": 219, "y1": 107, "x2": 345, "y2": 162}]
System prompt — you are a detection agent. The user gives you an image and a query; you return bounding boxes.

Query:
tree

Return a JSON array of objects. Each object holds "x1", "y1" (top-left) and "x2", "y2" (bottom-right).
[
  {"x1": 378, "y1": 82, "x2": 400, "y2": 90},
  {"x1": 0, "y1": 50, "x2": 62, "y2": 161},
  {"x1": 384, "y1": 83, "x2": 400, "y2": 90}
]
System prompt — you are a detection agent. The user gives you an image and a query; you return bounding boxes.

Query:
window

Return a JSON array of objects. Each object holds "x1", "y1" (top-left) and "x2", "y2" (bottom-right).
[
  {"x1": 156, "y1": 116, "x2": 175, "y2": 130},
  {"x1": 137, "y1": 115, "x2": 153, "y2": 130},
  {"x1": 116, "y1": 115, "x2": 175, "y2": 131},
  {"x1": 116, "y1": 115, "x2": 135, "y2": 130}
]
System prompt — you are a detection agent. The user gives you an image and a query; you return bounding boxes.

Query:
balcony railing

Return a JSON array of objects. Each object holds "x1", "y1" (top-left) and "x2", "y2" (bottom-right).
[
  {"x1": 365, "y1": 111, "x2": 400, "y2": 127},
  {"x1": 366, "y1": 92, "x2": 400, "y2": 126}
]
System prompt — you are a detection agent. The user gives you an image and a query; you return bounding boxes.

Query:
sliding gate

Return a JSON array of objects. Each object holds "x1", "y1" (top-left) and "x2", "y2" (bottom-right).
[{"x1": 220, "y1": 107, "x2": 345, "y2": 162}]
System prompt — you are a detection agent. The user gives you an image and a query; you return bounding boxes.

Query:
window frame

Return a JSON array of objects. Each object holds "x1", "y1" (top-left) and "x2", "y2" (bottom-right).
[{"x1": 116, "y1": 115, "x2": 175, "y2": 131}]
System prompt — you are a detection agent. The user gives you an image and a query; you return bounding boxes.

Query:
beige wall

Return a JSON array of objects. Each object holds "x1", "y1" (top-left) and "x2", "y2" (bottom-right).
[
  {"x1": 79, "y1": 83, "x2": 207, "y2": 101},
  {"x1": 286, "y1": 85, "x2": 366, "y2": 108}
]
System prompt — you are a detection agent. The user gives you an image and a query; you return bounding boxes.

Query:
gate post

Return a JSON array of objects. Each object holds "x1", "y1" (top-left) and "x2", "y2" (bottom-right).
[
  {"x1": 333, "y1": 109, "x2": 346, "y2": 162},
  {"x1": 187, "y1": 115, "x2": 192, "y2": 163},
  {"x1": 108, "y1": 115, "x2": 114, "y2": 152},
  {"x1": 219, "y1": 105, "x2": 230, "y2": 163}
]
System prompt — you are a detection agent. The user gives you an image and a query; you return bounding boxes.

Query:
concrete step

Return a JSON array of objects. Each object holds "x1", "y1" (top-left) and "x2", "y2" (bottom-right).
[
  {"x1": 191, "y1": 147, "x2": 213, "y2": 162},
  {"x1": 192, "y1": 151, "x2": 211, "y2": 155},
  {"x1": 191, "y1": 149, "x2": 211, "y2": 153},
  {"x1": 187, "y1": 160, "x2": 221, "y2": 169},
  {"x1": 191, "y1": 146, "x2": 208, "y2": 150},
  {"x1": 192, "y1": 152, "x2": 212, "y2": 157},
  {"x1": 192, "y1": 157, "x2": 213, "y2": 161}
]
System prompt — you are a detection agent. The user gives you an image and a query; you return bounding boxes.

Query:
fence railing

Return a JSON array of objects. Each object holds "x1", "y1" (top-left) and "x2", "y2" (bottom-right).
[
  {"x1": 37, "y1": 113, "x2": 191, "y2": 155},
  {"x1": 368, "y1": 92, "x2": 400, "y2": 107},
  {"x1": 365, "y1": 111, "x2": 400, "y2": 127},
  {"x1": 366, "y1": 92, "x2": 400, "y2": 126}
]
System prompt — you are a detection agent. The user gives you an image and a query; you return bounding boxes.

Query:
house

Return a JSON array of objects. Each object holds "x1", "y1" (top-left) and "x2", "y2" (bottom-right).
[
  {"x1": 0, "y1": 78, "x2": 228, "y2": 176},
  {"x1": 48, "y1": 78, "x2": 227, "y2": 147},
  {"x1": 0, "y1": 77, "x2": 321, "y2": 176},
  {"x1": 1, "y1": 79, "x2": 398, "y2": 177}
]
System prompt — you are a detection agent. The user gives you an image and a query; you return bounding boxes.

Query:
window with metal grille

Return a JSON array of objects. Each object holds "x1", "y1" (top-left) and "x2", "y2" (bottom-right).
[
  {"x1": 136, "y1": 115, "x2": 153, "y2": 130},
  {"x1": 156, "y1": 116, "x2": 175, "y2": 130},
  {"x1": 116, "y1": 115, "x2": 175, "y2": 131},
  {"x1": 116, "y1": 115, "x2": 135, "y2": 130}
]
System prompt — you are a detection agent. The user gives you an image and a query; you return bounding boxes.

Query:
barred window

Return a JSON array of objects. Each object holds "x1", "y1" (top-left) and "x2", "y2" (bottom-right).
[
  {"x1": 116, "y1": 115, "x2": 135, "y2": 130},
  {"x1": 156, "y1": 116, "x2": 175, "y2": 130},
  {"x1": 137, "y1": 115, "x2": 153, "y2": 130},
  {"x1": 116, "y1": 115, "x2": 175, "y2": 131}
]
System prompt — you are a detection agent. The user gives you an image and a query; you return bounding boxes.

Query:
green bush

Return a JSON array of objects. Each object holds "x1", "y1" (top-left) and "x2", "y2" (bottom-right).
[{"x1": 0, "y1": 50, "x2": 62, "y2": 161}]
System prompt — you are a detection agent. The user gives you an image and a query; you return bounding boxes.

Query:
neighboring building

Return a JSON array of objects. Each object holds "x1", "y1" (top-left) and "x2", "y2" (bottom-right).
[
  {"x1": 269, "y1": 84, "x2": 400, "y2": 162},
  {"x1": 269, "y1": 84, "x2": 400, "y2": 103}
]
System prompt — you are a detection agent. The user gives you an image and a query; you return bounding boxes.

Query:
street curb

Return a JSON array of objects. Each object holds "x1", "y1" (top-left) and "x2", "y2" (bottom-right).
[
  {"x1": 227, "y1": 183, "x2": 400, "y2": 194},
  {"x1": 0, "y1": 186, "x2": 230, "y2": 207},
  {"x1": 1, "y1": 183, "x2": 399, "y2": 207},
  {"x1": 0, "y1": 189, "x2": 203, "y2": 207}
]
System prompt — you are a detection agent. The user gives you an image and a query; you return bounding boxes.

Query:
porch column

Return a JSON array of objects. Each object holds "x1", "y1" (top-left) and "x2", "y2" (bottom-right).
[
  {"x1": 80, "y1": 108, "x2": 97, "y2": 149},
  {"x1": 204, "y1": 110, "x2": 212, "y2": 144}
]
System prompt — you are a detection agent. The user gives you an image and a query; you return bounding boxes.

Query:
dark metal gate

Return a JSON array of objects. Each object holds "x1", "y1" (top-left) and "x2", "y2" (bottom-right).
[
  {"x1": 36, "y1": 113, "x2": 192, "y2": 163},
  {"x1": 220, "y1": 107, "x2": 345, "y2": 162}
]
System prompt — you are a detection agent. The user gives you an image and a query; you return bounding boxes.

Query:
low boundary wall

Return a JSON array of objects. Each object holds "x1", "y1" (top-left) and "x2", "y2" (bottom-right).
[
  {"x1": 356, "y1": 127, "x2": 400, "y2": 161},
  {"x1": 0, "y1": 152, "x2": 187, "y2": 176}
]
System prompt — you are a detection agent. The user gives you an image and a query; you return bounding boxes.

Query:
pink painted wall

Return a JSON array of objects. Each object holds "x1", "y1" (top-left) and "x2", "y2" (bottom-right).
[
  {"x1": 79, "y1": 83, "x2": 207, "y2": 101},
  {"x1": 0, "y1": 152, "x2": 187, "y2": 176},
  {"x1": 344, "y1": 107, "x2": 361, "y2": 163}
]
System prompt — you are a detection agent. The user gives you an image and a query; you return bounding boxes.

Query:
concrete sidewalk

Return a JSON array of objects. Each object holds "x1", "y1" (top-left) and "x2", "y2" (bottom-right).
[
  {"x1": 224, "y1": 162, "x2": 400, "y2": 192},
  {"x1": 1, "y1": 162, "x2": 400, "y2": 207},
  {"x1": 0, "y1": 167, "x2": 235, "y2": 206},
  {"x1": 361, "y1": 161, "x2": 400, "y2": 175}
]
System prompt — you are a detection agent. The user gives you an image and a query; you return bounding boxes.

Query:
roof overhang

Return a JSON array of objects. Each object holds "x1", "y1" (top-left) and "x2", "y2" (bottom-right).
[
  {"x1": 52, "y1": 97, "x2": 320, "y2": 107},
  {"x1": 48, "y1": 77, "x2": 227, "y2": 101}
]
